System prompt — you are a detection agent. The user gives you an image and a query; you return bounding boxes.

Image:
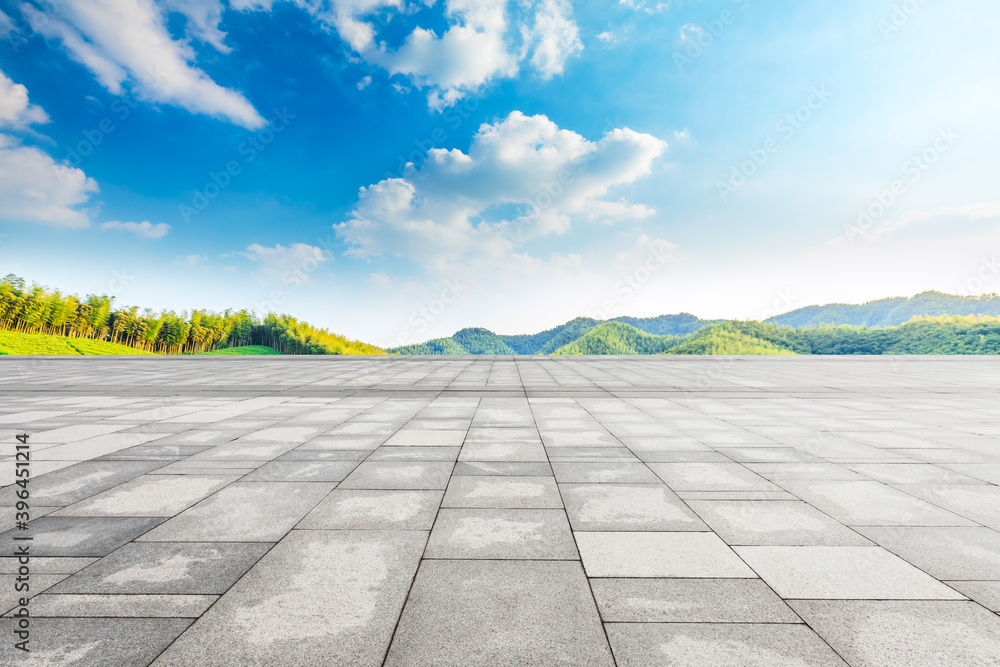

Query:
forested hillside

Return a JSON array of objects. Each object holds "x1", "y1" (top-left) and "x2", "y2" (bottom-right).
[
  {"x1": 553, "y1": 322, "x2": 681, "y2": 355},
  {"x1": 0, "y1": 274, "x2": 382, "y2": 356},
  {"x1": 767, "y1": 291, "x2": 1000, "y2": 327}
]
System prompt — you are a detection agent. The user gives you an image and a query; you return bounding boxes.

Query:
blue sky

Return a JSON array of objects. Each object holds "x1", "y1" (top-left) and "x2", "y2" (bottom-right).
[{"x1": 1, "y1": 0, "x2": 998, "y2": 345}]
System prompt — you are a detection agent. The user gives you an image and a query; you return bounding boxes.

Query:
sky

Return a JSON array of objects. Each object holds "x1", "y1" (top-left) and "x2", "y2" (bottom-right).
[{"x1": 1, "y1": 0, "x2": 998, "y2": 346}]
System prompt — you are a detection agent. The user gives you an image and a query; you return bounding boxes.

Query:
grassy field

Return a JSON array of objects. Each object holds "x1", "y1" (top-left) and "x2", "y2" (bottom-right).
[
  {"x1": 0, "y1": 331, "x2": 155, "y2": 355},
  {"x1": 0, "y1": 331, "x2": 284, "y2": 356},
  {"x1": 199, "y1": 345, "x2": 283, "y2": 355}
]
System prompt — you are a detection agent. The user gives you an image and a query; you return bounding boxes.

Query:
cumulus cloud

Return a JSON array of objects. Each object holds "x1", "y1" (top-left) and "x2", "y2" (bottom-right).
[
  {"x1": 0, "y1": 71, "x2": 98, "y2": 229},
  {"x1": 239, "y1": 242, "x2": 333, "y2": 284},
  {"x1": 101, "y1": 220, "x2": 171, "y2": 239},
  {"x1": 520, "y1": 0, "x2": 582, "y2": 78},
  {"x1": 336, "y1": 111, "x2": 666, "y2": 270},
  {"x1": 0, "y1": 70, "x2": 49, "y2": 128},
  {"x1": 0, "y1": 136, "x2": 98, "y2": 228},
  {"x1": 236, "y1": 0, "x2": 583, "y2": 109},
  {"x1": 22, "y1": 0, "x2": 264, "y2": 128}
]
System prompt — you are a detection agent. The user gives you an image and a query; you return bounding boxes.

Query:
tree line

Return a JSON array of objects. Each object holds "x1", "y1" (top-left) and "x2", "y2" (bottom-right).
[{"x1": 0, "y1": 274, "x2": 382, "y2": 355}]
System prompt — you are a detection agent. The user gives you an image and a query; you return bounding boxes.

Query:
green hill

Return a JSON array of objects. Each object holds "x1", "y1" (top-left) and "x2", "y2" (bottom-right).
[
  {"x1": 666, "y1": 323, "x2": 796, "y2": 355},
  {"x1": 554, "y1": 322, "x2": 681, "y2": 355},
  {"x1": 391, "y1": 337, "x2": 470, "y2": 355},
  {"x1": 612, "y1": 313, "x2": 719, "y2": 336},
  {"x1": 499, "y1": 317, "x2": 601, "y2": 354},
  {"x1": 453, "y1": 328, "x2": 518, "y2": 354},
  {"x1": 767, "y1": 291, "x2": 1000, "y2": 328}
]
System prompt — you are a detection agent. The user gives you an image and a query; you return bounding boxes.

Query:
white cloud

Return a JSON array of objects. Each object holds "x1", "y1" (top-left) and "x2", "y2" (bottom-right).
[
  {"x1": 239, "y1": 242, "x2": 333, "y2": 283},
  {"x1": 0, "y1": 135, "x2": 98, "y2": 228},
  {"x1": 0, "y1": 69, "x2": 98, "y2": 228},
  {"x1": 102, "y1": 220, "x2": 171, "y2": 239},
  {"x1": 0, "y1": 70, "x2": 49, "y2": 128},
  {"x1": 336, "y1": 111, "x2": 666, "y2": 270},
  {"x1": 237, "y1": 0, "x2": 583, "y2": 109},
  {"x1": 175, "y1": 254, "x2": 207, "y2": 267},
  {"x1": 161, "y1": 0, "x2": 231, "y2": 53},
  {"x1": 0, "y1": 8, "x2": 15, "y2": 36},
  {"x1": 357, "y1": 75, "x2": 372, "y2": 90},
  {"x1": 597, "y1": 31, "x2": 615, "y2": 43},
  {"x1": 520, "y1": 0, "x2": 581, "y2": 78},
  {"x1": 23, "y1": 0, "x2": 264, "y2": 128}
]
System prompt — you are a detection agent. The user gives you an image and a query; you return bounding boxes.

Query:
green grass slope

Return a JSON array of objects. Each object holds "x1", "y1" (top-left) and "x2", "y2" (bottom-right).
[
  {"x1": 500, "y1": 317, "x2": 600, "y2": 354},
  {"x1": 554, "y1": 322, "x2": 681, "y2": 355},
  {"x1": 0, "y1": 331, "x2": 155, "y2": 355},
  {"x1": 199, "y1": 345, "x2": 283, "y2": 355}
]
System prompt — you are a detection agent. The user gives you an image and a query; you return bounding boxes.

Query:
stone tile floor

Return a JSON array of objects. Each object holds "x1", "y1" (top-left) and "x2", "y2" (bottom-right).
[{"x1": 0, "y1": 355, "x2": 999, "y2": 665}]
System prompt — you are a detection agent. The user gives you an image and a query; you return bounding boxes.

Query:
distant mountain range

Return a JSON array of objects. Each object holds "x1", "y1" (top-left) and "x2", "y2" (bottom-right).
[{"x1": 390, "y1": 291, "x2": 1000, "y2": 355}]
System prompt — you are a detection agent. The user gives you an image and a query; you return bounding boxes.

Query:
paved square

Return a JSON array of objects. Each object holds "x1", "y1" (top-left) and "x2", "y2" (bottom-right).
[{"x1": 2, "y1": 356, "x2": 1000, "y2": 665}]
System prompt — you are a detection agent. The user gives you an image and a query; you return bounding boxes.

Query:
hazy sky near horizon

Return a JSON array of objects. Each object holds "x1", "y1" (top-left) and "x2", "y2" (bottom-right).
[{"x1": 1, "y1": 0, "x2": 998, "y2": 345}]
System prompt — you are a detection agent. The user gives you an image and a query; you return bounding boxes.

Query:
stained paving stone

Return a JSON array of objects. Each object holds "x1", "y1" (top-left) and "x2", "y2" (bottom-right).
[
  {"x1": 688, "y1": 500, "x2": 872, "y2": 546},
  {"x1": 0, "y1": 617, "x2": 193, "y2": 665},
  {"x1": 299, "y1": 489, "x2": 442, "y2": 530},
  {"x1": 576, "y1": 532, "x2": 755, "y2": 578},
  {"x1": 562, "y1": 484, "x2": 708, "y2": 531},
  {"x1": 735, "y1": 546, "x2": 967, "y2": 600},
  {"x1": 3, "y1": 356, "x2": 1000, "y2": 665},
  {"x1": 854, "y1": 526, "x2": 1000, "y2": 580},
  {"x1": 54, "y1": 474, "x2": 238, "y2": 516},
  {"x1": 425, "y1": 508, "x2": 578, "y2": 559},
  {"x1": 151, "y1": 530, "x2": 426, "y2": 667},
  {"x1": 23, "y1": 593, "x2": 218, "y2": 617},
  {"x1": 138, "y1": 482, "x2": 333, "y2": 542},
  {"x1": 338, "y1": 461, "x2": 454, "y2": 489},
  {"x1": 590, "y1": 578, "x2": 800, "y2": 623},
  {"x1": 605, "y1": 623, "x2": 847, "y2": 666},
  {"x1": 384, "y1": 560, "x2": 614, "y2": 667},
  {"x1": 241, "y1": 460, "x2": 359, "y2": 482},
  {"x1": 789, "y1": 600, "x2": 1000, "y2": 666},
  {"x1": 48, "y1": 542, "x2": 272, "y2": 594},
  {"x1": 0, "y1": 516, "x2": 164, "y2": 557},
  {"x1": 442, "y1": 475, "x2": 563, "y2": 509}
]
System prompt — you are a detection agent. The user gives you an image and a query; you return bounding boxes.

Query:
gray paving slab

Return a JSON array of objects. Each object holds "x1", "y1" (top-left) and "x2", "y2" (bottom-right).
[
  {"x1": 0, "y1": 516, "x2": 164, "y2": 557},
  {"x1": 4, "y1": 356, "x2": 1000, "y2": 664},
  {"x1": 138, "y1": 482, "x2": 333, "y2": 541},
  {"x1": 735, "y1": 546, "x2": 966, "y2": 600},
  {"x1": 689, "y1": 500, "x2": 872, "y2": 546},
  {"x1": 442, "y1": 475, "x2": 563, "y2": 508},
  {"x1": 384, "y1": 560, "x2": 614, "y2": 666},
  {"x1": 425, "y1": 508, "x2": 578, "y2": 559},
  {"x1": 299, "y1": 489, "x2": 443, "y2": 530},
  {"x1": 152, "y1": 530, "x2": 426, "y2": 666},
  {"x1": 789, "y1": 600, "x2": 1000, "y2": 666},
  {"x1": 605, "y1": 623, "x2": 847, "y2": 666},
  {"x1": 562, "y1": 483, "x2": 707, "y2": 531},
  {"x1": 590, "y1": 578, "x2": 800, "y2": 623},
  {"x1": 0, "y1": 617, "x2": 192, "y2": 665},
  {"x1": 49, "y1": 542, "x2": 272, "y2": 594}
]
